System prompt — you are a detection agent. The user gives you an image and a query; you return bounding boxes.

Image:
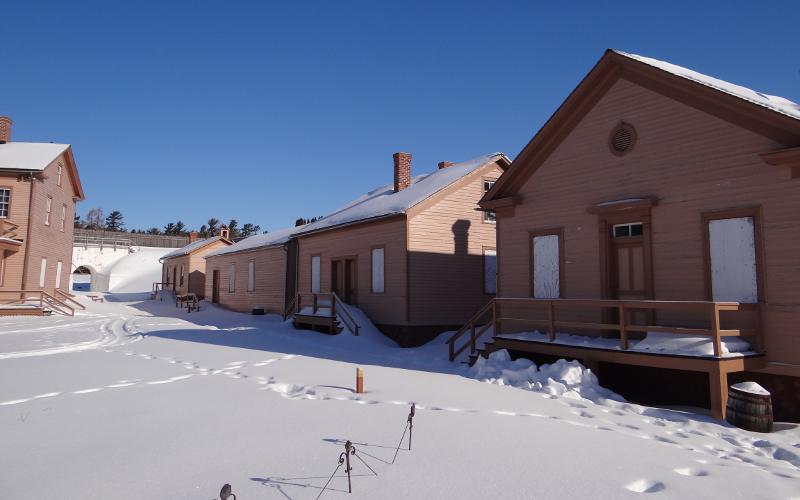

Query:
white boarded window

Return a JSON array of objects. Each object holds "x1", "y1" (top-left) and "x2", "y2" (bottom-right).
[
  {"x1": 45, "y1": 196, "x2": 52, "y2": 225},
  {"x1": 228, "y1": 263, "x2": 235, "y2": 293},
  {"x1": 179, "y1": 264, "x2": 185, "y2": 286},
  {"x1": 709, "y1": 217, "x2": 758, "y2": 303},
  {"x1": 247, "y1": 260, "x2": 255, "y2": 292},
  {"x1": 55, "y1": 261, "x2": 63, "y2": 289},
  {"x1": 484, "y1": 249, "x2": 497, "y2": 294},
  {"x1": 39, "y1": 257, "x2": 47, "y2": 287},
  {"x1": 532, "y1": 234, "x2": 560, "y2": 298},
  {"x1": 311, "y1": 256, "x2": 321, "y2": 293},
  {"x1": 60, "y1": 204, "x2": 67, "y2": 231},
  {"x1": 57, "y1": 163, "x2": 63, "y2": 186},
  {"x1": 371, "y1": 247, "x2": 385, "y2": 293}
]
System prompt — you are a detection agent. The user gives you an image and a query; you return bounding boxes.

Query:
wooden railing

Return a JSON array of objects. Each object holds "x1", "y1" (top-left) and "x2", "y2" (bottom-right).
[
  {"x1": 294, "y1": 292, "x2": 361, "y2": 336},
  {"x1": 0, "y1": 290, "x2": 75, "y2": 316},
  {"x1": 282, "y1": 294, "x2": 298, "y2": 321},
  {"x1": 55, "y1": 289, "x2": 86, "y2": 310},
  {"x1": 151, "y1": 282, "x2": 169, "y2": 298},
  {"x1": 448, "y1": 298, "x2": 760, "y2": 362}
]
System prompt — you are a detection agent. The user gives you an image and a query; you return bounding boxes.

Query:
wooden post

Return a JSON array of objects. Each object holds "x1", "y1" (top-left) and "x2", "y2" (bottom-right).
[
  {"x1": 470, "y1": 322, "x2": 476, "y2": 354},
  {"x1": 491, "y1": 300, "x2": 498, "y2": 337},
  {"x1": 331, "y1": 296, "x2": 337, "y2": 317},
  {"x1": 709, "y1": 367, "x2": 728, "y2": 421},
  {"x1": 710, "y1": 303, "x2": 722, "y2": 357},
  {"x1": 313, "y1": 294, "x2": 318, "y2": 314},
  {"x1": 547, "y1": 301, "x2": 555, "y2": 342},
  {"x1": 356, "y1": 368, "x2": 364, "y2": 394},
  {"x1": 619, "y1": 303, "x2": 628, "y2": 350},
  {"x1": 448, "y1": 340, "x2": 454, "y2": 362}
]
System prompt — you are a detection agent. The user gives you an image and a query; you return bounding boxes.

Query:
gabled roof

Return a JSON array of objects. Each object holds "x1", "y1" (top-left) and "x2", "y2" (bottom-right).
[
  {"x1": 0, "y1": 142, "x2": 85, "y2": 200},
  {"x1": 160, "y1": 236, "x2": 231, "y2": 261},
  {"x1": 294, "y1": 153, "x2": 510, "y2": 236},
  {"x1": 205, "y1": 226, "x2": 299, "y2": 258},
  {"x1": 483, "y1": 49, "x2": 800, "y2": 206}
]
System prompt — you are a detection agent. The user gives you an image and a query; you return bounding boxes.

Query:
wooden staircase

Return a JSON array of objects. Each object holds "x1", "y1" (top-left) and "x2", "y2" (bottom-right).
[{"x1": 284, "y1": 292, "x2": 360, "y2": 336}]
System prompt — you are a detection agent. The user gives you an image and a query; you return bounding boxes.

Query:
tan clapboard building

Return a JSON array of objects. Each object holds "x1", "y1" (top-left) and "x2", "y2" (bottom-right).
[
  {"x1": 160, "y1": 229, "x2": 232, "y2": 299},
  {"x1": 204, "y1": 227, "x2": 298, "y2": 314},
  {"x1": 292, "y1": 152, "x2": 510, "y2": 346},
  {"x1": 0, "y1": 117, "x2": 85, "y2": 308},
  {"x1": 467, "y1": 50, "x2": 800, "y2": 421}
]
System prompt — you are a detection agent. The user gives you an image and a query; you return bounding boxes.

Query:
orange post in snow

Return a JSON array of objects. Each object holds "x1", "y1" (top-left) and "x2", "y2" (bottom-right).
[{"x1": 356, "y1": 367, "x2": 364, "y2": 394}]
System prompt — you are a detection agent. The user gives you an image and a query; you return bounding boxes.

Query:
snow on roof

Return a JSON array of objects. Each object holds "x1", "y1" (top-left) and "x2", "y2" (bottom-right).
[
  {"x1": 615, "y1": 50, "x2": 800, "y2": 121},
  {"x1": 0, "y1": 237, "x2": 22, "y2": 246},
  {"x1": 0, "y1": 142, "x2": 70, "y2": 171},
  {"x1": 205, "y1": 226, "x2": 298, "y2": 258},
  {"x1": 294, "y1": 153, "x2": 507, "y2": 235},
  {"x1": 160, "y1": 237, "x2": 221, "y2": 260}
]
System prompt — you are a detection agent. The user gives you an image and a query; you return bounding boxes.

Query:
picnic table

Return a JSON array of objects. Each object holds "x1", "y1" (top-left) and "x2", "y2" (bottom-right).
[{"x1": 176, "y1": 293, "x2": 199, "y2": 313}]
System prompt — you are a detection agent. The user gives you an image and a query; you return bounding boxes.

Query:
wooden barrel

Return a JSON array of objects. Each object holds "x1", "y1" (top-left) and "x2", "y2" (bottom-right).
[{"x1": 725, "y1": 384, "x2": 773, "y2": 433}]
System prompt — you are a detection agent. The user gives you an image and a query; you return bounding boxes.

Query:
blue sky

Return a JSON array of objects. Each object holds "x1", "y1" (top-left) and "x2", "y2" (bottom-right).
[{"x1": 3, "y1": 1, "x2": 798, "y2": 232}]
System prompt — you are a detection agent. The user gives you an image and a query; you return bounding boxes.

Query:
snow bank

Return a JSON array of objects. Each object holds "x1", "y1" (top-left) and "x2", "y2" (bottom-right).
[
  {"x1": 467, "y1": 350, "x2": 624, "y2": 404},
  {"x1": 102, "y1": 247, "x2": 172, "y2": 293}
]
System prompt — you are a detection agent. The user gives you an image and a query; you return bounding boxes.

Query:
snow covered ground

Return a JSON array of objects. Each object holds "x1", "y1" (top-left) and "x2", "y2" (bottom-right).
[{"x1": 0, "y1": 293, "x2": 798, "y2": 499}]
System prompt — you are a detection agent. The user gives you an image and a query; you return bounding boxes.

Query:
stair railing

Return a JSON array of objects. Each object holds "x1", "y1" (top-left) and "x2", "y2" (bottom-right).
[
  {"x1": 55, "y1": 289, "x2": 86, "y2": 310},
  {"x1": 447, "y1": 299, "x2": 496, "y2": 361},
  {"x1": 282, "y1": 294, "x2": 298, "y2": 321},
  {"x1": 331, "y1": 292, "x2": 360, "y2": 336},
  {"x1": 41, "y1": 291, "x2": 75, "y2": 316}
]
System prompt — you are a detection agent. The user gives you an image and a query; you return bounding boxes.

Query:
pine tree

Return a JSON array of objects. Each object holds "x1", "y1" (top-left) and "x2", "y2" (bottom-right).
[
  {"x1": 199, "y1": 224, "x2": 208, "y2": 238},
  {"x1": 207, "y1": 218, "x2": 220, "y2": 236},
  {"x1": 163, "y1": 222, "x2": 176, "y2": 235},
  {"x1": 86, "y1": 208, "x2": 104, "y2": 230},
  {"x1": 227, "y1": 219, "x2": 240, "y2": 239},
  {"x1": 105, "y1": 210, "x2": 125, "y2": 231},
  {"x1": 174, "y1": 221, "x2": 186, "y2": 235},
  {"x1": 147, "y1": 227, "x2": 161, "y2": 235},
  {"x1": 295, "y1": 218, "x2": 306, "y2": 227},
  {"x1": 241, "y1": 223, "x2": 261, "y2": 237}
]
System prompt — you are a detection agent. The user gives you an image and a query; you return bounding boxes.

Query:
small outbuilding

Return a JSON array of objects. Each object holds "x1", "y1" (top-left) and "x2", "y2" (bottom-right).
[{"x1": 159, "y1": 229, "x2": 232, "y2": 299}]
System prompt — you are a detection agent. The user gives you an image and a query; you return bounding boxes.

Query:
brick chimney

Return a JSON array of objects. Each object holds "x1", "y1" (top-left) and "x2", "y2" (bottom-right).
[
  {"x1": 189, "y1": 231, "x2": 198, "y2": 243},
  {"x1": 438, "y1": 161, "x2": 454, "y2": 169},
  {"x1": 393, "y1": 152, "x2": 412, "y2": 192},
  {"x1": 0, "y1": 116, "x2": 11, "y2": 144}
]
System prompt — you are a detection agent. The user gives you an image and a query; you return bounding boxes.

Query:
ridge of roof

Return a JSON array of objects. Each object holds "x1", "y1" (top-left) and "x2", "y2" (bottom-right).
[
  {"x1": 160, "y1": 236, "x2": 228, "y2": 261},
  {"x1": 294, "y1": 153, "x2": 509, "y2": 236},
  {"x1": 205, "y1": 226, "x2": 299, "y2": 258}
]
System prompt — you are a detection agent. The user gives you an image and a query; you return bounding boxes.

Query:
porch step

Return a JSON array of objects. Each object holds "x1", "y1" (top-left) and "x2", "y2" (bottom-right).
[
  {"x1": 466, "y1": 340, "x2": 496, "y2": 366},
  {"x1": 292, "y1": 313, "x2": 342, "y2": 335}
]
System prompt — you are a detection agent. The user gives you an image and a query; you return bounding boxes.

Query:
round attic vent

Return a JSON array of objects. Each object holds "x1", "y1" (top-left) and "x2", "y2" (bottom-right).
[{"x1": 609, "y1": 122, "x2": 636, "y2": 155}]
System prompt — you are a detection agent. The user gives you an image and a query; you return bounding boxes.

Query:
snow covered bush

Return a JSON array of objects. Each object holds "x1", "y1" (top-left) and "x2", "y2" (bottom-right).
[{"x1": 467, "y1": 350, "x2": 624, "y2": 404}]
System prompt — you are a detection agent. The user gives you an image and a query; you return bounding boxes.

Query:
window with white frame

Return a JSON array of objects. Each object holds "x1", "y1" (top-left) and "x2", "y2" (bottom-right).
[
  {"x1": 228, "y1": 263, "x2": 235, "y2": 293},
  {"x1": 484, "y1": 248, "x2": 497, "y2": 294},
  {"x1": 57, "y1": 163, "x2": 63, "y2": 187},
  {"x1": 0, "y1": 188, "x2": 9, "y2": 218},
  {"x1": 39, "y1": 257, "x2": 47, "y2": 287},
  {"x1": 371, "y1": 247, "x2": 385, "y2": 293},
  {"x1": 60, "y1": 204, "x2": 67, "y2": 231},
  {"x1": 55, "y1": 261, "x2": 63, "y2": 289},
  {"x1": 483, "y1": 180, "x2": 496, "y2": 222},
  {"x1": 311, "y1": 256, "x2": 321, "y2": 293},
  {"x1": 532, "y1": 233, "x2": 560, "y2": 298},
  {"x1": 45, "y1": 196, "x2": 52, "y2": 225},
  {"x1": 247, "y1": 260, "x2": 255, "y2": 292},
  {"x1": 708, "y1": 217, "x2": 758, "y2": 303}
]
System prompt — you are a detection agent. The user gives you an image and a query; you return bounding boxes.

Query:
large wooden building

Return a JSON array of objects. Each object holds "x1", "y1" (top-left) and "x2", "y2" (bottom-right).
[
  {"x1": 465, "y1": 50, "x2": 800, "y2": 420},
  {"x1": 204, "y1": 227, "x2": 298, "y2": 314},
  {"x1": 292, "y1": 152, "x2": 510, "y2": 346},
  {"x1": 160, "y1": 229, "x2": 232, "y2": 299},
  {"x1": 0, "y1": 116, "x2": 85, "y2": 309}
]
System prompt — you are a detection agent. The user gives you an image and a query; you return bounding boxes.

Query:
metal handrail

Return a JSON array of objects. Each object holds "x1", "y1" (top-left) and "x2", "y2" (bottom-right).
[{"x1": 55, "y1": 289, "x2": 86, "y2": 310}]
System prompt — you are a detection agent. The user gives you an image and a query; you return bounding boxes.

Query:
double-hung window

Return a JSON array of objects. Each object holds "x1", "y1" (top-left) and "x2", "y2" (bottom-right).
[
  {"x1": 45, "y1": 196, "x2": 52, "y2": 225},
  {"x1": 483, "y1": 180, "x2": 496, "y2": 223},
  {"x1": 0, "y1": 188, "x2": 10, "y2": 218}
]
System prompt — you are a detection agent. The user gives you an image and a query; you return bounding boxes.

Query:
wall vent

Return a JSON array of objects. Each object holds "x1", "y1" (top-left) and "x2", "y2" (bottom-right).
[{"x1": 610, "y1": 122, "x2": 636, "y2": 156}]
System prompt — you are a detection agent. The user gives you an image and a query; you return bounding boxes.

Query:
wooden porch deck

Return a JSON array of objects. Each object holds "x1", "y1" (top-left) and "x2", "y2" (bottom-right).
[{"x1": 448, "y1": 298, "x2": 764, "y2": 420}]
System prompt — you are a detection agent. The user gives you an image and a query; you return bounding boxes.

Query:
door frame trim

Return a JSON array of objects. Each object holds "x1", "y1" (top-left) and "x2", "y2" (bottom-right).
[{"x1": 596, "y1": 207, "x2": 655, "y2": 301}]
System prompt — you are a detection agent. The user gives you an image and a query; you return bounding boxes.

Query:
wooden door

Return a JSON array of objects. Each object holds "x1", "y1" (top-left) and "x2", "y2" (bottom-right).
[
  {"x1": 610, "y1": 222, "x2": 648, "y2": 325},
  {"x1": 344, "y1": 258, "x2": 357, "y2": 305},
  {"x1": 212, "y1": 270, "x2": 220, "y2": 303},
  {"x1": 331, "y1": 260, "x2": 342, "y2": 297}
]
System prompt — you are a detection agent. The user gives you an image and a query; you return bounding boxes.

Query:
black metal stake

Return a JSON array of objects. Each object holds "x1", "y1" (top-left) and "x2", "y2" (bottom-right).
[
  {"x1": 341, "y1": 440, "x2": 355, "y2": 493},
  {"x1": 408, "y1": 403, "x2": 415, "y2": 451}
]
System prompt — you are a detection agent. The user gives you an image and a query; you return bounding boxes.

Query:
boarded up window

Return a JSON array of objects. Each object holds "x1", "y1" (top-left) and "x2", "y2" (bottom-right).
[
  {"x1": 709, "y1": 217, "x2": 758, "y2": 303},
  {"x1": 484, "y1": 249, "x2": 497, "y2": 294},
  {"x1": 248, "y1": 260, "x2": 255, "y2": 292},
  {"x1": 311, "y1": 256, "x2": 321, "y2": 293},
  {"x1": 39, "y1": 257, "x2": 47, "y2": 287},
  {"x1": 371, "y1": 248, "x2": 385, "y2": 293},
  {"x1": 179, "y1": 264, "x2": 185, "y2": 286},
  {"x1": 55, "y1": 261, "x2": 63, "y2": 289},
  {"x1": 228, "y1": 263, "x2": 235, "y2": 293},
  {"x1": 532, "y1": 235, "x2": 560, "y2": 298}
]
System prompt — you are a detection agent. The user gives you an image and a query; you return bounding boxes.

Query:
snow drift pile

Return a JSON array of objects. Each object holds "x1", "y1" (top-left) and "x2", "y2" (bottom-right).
[
  {"x1": 467, "y1": 350, "x2": 624, "y2": 404},
  {"x1": 99, "y1": 247, "x2": 172, "y2": 293}
]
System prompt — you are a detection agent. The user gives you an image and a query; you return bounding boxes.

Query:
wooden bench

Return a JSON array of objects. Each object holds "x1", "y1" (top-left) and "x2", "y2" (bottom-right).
[
  {"x1": 87, "y1": 295, "x2": 104, "y2": 303},
  {"x1": 176, "y1": 293, "x2": 199, "y2": 313}
]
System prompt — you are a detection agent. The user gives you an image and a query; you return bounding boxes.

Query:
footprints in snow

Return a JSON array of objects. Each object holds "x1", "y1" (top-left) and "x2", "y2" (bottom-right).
[{"x1": 623, "y1": 466, "x2": 708, "y2": 495}]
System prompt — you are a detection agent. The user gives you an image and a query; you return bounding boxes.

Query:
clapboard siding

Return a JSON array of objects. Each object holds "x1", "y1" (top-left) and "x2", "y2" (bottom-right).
[
  {"x1": 497, "y1": 77, "x2": 800, "y2": 369},
  {"x1": 297, "y1": 217, "x2": 408, "y2": 325},
  {"x1": 407, "y1": 164, "x2": 502, "y2": 325},
  {"x1": 205, "y1": 246, "x2": 287, "y2": 314},
  {"x1": 0, "y1": 172, "x2": 32, "y2": 289},
  {"x1": 162, "y1": 238, "x2": 230, "y2": 299}
]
